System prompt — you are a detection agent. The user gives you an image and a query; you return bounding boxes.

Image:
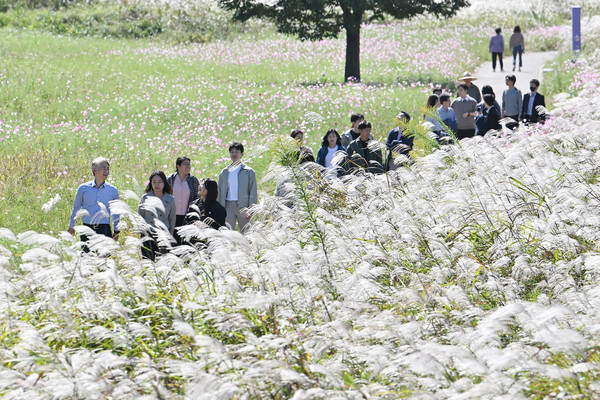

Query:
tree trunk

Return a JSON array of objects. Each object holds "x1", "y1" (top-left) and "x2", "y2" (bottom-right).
[{"x1": 344, "y1": 16, "x2": 362, "y2": 82}]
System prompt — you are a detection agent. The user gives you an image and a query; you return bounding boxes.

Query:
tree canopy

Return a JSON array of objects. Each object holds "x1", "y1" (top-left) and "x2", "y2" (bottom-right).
[{"x1": 219, "y1": 0, "x2": 469, "y2": 81}]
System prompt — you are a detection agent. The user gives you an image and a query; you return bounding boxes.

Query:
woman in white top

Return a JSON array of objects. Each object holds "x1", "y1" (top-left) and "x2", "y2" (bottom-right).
[
  {"x1": 138, "y1": 171, "x2": 176, "y2": 260},
  {"x1": 316, "y1": 129, "x2": 346, "y2": 178}
]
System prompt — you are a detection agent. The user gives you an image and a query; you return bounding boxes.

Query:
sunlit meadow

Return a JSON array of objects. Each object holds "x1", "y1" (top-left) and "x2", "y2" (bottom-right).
[
  {"x1": 0, "y1": 16, "x2": 494, "y2": 234},
  {"x1": 3, "y1": 0, "x2": 600, "y2": 398}
]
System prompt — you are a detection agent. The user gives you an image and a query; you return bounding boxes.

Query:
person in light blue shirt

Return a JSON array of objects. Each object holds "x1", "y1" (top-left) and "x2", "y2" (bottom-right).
[
  {"x1": 68, "y1": 157, "x2": 120, "y2": 251},
  {"x1": 438, "y1": 94, "x2": 458, "y2": 135}
]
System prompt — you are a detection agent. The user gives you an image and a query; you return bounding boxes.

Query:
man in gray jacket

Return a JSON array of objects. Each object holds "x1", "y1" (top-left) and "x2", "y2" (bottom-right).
[
  {"x1": 217, "y1": 142, "x2": 257, "y2": 232},
  {"x1": 502, "y1": 74, "x2": 522, "y2": 129}
]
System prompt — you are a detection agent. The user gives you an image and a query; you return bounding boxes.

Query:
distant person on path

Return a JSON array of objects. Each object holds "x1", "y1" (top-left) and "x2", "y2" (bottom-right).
[
  {"x1": 341, "y1": 113, "x2": 366, "y2": 148},
  {"x1": 346, "y1": 121, "x2": 384, "y2": 174},
  {"x1": 185, "y1": 178, "x2": 226, "y2": 230},
  {"x1": 502, "y1": 74, "x2": 522, "y2": 128},
  {"x1": 217, "y1": 142, "x2": 258, "y2": 232},
  {"x1": 138, "y1": 171, "x2": 176, "y2": 261},
  {"x1": 167, "y1": 156, "x2": 199, "y2": 245},
  {"x1": 482, "y1": 94, "x2": 501, "y2": 134},
  {"x1": 489, "y1": 27, "x2": 505, "y2": 72},
  {"x1": 68, "y1": 157, "x2": 120, "y2": 252},
  {"x1": 316, "y1": 128, "x2": 346, "y2": 178},
  {"x1": 451, "y1": 84, "x2": 477, "y2": 139},
  {"x1": 458, "y1": 72, "x2": 482, "y2": 103},
  {"x1": 432, "y1": 85, "x2": 443, "y2": 96},
  {"x1": 385, "y1": 112, "x2": 413, "y2": 171},
  {"x1": 510, "y1": 25, "x2": 525, "y2": 72},
  {"x1": 521, "y1": 79, "x2": 546, "y2": 124},
  {"x1": 438, "y1": 94, "x2": 458, "y2": 135}
]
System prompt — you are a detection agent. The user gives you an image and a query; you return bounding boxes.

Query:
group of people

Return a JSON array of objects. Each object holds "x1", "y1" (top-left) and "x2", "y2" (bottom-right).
[
  {"x1": 429, "y1": 72, "x2": 546, "y2": 140},
  {"x1": 69, "y1": 143, "x2": 257, "y2": 259},
  {"x1": 69, "y1": 55, "x2": 548, "y2": 258},
  {"x1": 489, "y1": 25, "x2": 526, "y2": 73}
]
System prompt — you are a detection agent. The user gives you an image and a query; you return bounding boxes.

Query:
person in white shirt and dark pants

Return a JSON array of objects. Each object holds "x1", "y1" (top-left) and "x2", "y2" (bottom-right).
[{"x1": 217, "y1": 142, "x2": 257, "y2": 232}]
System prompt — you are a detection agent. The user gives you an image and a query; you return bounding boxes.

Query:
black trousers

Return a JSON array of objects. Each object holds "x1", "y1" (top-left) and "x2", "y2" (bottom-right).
[
  {"x1": 492, "y1": 52, "x2": 503, "y2": 70},
  {"x1": 505, "y1": 114, "x2": 519, "y2": 130},
  {"x1": 81, "y1": 223, "x2": 112, "y2": 253},
  {"x1": 141, "y1": 234, "x2": 160, "y2": 261},
  {"x1": 457, "y1": 129, "x2": 475, "y2": 140},
  {"x1": 173, "y1": 214, "x2": 186, "y2": 245}
]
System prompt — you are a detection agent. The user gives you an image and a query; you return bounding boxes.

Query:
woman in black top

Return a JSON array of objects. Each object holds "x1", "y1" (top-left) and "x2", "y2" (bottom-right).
[{"x1": 185, "y1": 178, "x2": 226, "y2": 230}]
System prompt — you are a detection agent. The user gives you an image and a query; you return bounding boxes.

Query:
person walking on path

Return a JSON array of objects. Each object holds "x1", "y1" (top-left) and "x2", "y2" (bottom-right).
[
  {"x1": 510, "y1": 25, "x2": 525, "y2": 72},
  {"x1": 489, "y1": 28, "x2": 505, "y2": 72},
  {"x1": 451, "y1": 84, "x2": 478, "y2": 140},
  {"x1": 521, "y1": 79, "x2": 546, "y2": 124},
  {"x1": 458, "y1": 72, "x2": 482, "y2": 103},
  {"x1": 502, "y1": 74, "x2": 522, "y2": 128},
  {"x1": 482, "y1": 94, "x2": 501, "y2": 135}
]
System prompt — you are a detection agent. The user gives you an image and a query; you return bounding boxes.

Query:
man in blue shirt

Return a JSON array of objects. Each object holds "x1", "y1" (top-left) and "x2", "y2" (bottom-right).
[
  {"x1": 438, "y1": 94, "x2": 458, "y2": 134},
  {"x1": 68, "y1": 157, "x2": 120, "y2": 251}
]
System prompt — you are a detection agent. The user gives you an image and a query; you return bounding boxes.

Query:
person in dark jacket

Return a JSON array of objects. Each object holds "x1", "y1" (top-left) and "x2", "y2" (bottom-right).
[
  {"x1": 482, "y1": 94, "x2": 501, "y2": 134},
  {"x1": 521, "y1": 79, "x2": 546, "y2": 123},
  {"x1": 385, "y1": 111, "x2": 413, "y2": 171},
  {"x1": 346, "y1": 121, "x2": 384, "y2": 174},
  {"x1": 316, "y1": 128, "x2": 345, "y2": 178},
  {"x1": 475, "y1": 89, "x2": 501, "y2": 135},
  {"x1": 185, "y1": 178, "x2": 226, "y2": 230}
]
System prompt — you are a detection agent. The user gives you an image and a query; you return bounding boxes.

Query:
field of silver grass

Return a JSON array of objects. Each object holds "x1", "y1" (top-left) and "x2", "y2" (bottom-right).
[
  {"x1": 3, "y1": 51, "x2": 600, "y2": 398},
  {"x1": 4, "y1": 0, "x2": 600, "y2": 398}
]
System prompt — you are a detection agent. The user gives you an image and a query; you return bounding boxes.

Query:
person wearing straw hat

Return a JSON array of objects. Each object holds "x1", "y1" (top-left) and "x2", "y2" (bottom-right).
[{"x1": 458, "y1": 72, "x2": 482, "y2": 103}]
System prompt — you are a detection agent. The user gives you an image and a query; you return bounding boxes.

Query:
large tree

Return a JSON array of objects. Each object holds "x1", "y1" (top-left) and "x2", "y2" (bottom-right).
[{"x1": 218, "y1": 0, "x2": 469, "y2": 82}]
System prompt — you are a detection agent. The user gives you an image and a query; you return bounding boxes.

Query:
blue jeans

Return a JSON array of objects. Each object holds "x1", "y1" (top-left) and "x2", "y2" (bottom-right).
[{"x1": 512, "y1": 45, "x2": 523, "y2": 67}]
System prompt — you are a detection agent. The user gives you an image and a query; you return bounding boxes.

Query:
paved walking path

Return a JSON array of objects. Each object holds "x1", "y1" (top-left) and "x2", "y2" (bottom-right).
[{"x1": 472, "y1": 51, "x2": 558, "y2": 101}]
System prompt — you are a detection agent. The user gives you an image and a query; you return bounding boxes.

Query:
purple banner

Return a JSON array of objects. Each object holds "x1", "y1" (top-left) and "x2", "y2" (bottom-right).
[{"x1": 573, "y1": 6, "x2": 581, "y2": 52}]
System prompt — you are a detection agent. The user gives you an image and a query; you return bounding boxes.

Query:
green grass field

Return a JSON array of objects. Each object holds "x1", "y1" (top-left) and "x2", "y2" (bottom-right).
[{"x1": 0, "y1": 6, "x2": 567, "y2": 235}]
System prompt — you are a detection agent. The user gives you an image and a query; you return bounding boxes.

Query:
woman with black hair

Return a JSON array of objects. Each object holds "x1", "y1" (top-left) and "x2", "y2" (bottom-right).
[
  {"x1": 316, "y1": 128, "x2": 345, "y2": 178},
  {"x1": 185, "y1": 178, "x2": 227, "y2": 230},
  {"x1": 167, "y1": 156, "x2": 200, "y2": 244},
  {"x1": 138, "y1": 170, "x2": 176, "y2": 260}
]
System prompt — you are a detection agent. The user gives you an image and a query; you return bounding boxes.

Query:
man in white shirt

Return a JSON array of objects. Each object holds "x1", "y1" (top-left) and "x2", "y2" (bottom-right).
[{"x1": 217, "y1": 142, "x2": 258, "y2": 232}]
